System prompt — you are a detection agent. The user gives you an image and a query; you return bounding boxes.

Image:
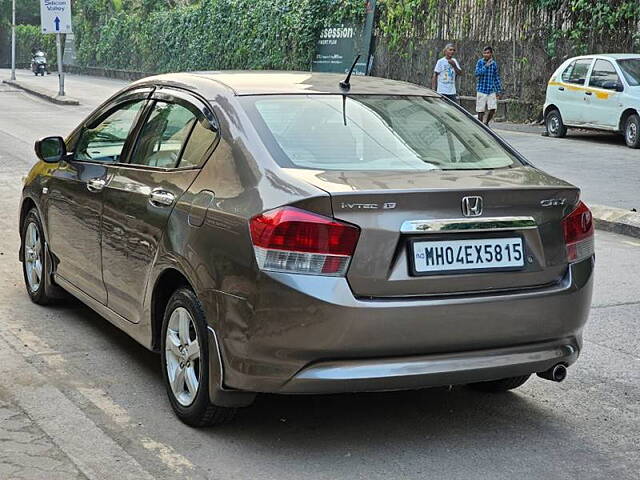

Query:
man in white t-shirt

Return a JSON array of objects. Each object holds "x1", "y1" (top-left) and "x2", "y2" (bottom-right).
[{"x1": 431, "y1": 43, "x2": 463, "y2": 103}]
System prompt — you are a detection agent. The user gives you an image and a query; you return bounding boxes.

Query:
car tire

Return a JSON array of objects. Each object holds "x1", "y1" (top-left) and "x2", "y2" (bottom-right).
[
  {"x1": 468, "y1": 375, "x2": 530, "y2": 393},
  {"x1": 545, "y1": 109, "x2": 567, "y2": 138},
  {"x1": 161, "y1": 287, "x2": 237, "y2": 427},
  {"x1": 21, "y1": 208, "x2": 62, "y2": 305},
  {"x1": 624, "y1": 114, "x2": 640, "y2": 149}
]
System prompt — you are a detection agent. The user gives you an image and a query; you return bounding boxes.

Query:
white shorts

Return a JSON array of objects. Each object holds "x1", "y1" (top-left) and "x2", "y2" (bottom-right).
[{"x1": 476, "y1": 92, "x2": 497, "y2": 112}]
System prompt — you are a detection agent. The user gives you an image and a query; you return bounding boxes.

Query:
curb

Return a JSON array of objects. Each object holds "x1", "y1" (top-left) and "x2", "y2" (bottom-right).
[
  {"x1": 591, "y1": 204, "x2": 640, "y2": 239},
  {"x1": 3, "y1": 79, "x2": 80, "y2": 105}
]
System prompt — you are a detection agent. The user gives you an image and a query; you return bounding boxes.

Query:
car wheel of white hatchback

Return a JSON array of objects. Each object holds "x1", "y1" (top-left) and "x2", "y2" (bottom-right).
[
  {"x1": 624, "y1": 114, "x2": 640, "y2": 148},
  {"x1": 545, "y1": 109, "x2": 567, "y2": 138}
]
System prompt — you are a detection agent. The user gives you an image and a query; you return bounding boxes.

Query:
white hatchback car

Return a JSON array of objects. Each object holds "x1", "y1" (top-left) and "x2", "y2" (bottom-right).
[{"x1": 543, "y1": 54, "x2": 640, "y2": 148}]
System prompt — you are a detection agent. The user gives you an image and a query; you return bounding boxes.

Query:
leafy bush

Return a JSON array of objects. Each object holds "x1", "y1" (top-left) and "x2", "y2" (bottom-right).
[
  {"x1": 73, "y1": 0, "x2": 364, "y2": 72},
  {"x1": 14, "y1": 24, "x2": 57, "y2": 66}
]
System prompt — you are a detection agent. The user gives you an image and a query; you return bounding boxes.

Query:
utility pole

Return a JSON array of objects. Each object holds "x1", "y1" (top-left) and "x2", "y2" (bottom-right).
[
  {"x1": 56, "y1": 33, "x2": 64, "y2": 96},
  {"x1": 11, "y1": 0, "x2": 16, "y2": 80}
]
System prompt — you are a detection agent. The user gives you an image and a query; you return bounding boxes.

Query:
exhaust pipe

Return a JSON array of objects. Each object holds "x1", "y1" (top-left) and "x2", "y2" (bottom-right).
[{"x1": 537, "y1": 364, "x2": 567, "y2": 382}]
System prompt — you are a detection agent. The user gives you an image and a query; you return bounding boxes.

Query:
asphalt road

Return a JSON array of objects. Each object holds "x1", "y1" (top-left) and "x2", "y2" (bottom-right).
[{"x1": 0, "y1": 76, "x2": 639, "y2": 479}]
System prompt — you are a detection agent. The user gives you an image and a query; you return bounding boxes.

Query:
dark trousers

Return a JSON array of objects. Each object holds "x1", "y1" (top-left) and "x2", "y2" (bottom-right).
[{"x1": 441, "y1": 94, "x2": 459, "y2": 104}]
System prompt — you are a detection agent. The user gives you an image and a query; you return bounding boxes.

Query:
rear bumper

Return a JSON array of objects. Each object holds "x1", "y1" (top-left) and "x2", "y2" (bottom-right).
[
  {"x1": 279, "y1": 338, "x2": 578, "y2": 393},
  {"x1": 216, "y1": 257, "x2": 593, "y2": 394}
]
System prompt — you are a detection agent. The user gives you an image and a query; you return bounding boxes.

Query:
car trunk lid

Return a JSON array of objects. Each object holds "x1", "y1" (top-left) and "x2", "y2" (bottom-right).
[{"x1": 284, "y1": 166, "x2": 580, "y2": 297}]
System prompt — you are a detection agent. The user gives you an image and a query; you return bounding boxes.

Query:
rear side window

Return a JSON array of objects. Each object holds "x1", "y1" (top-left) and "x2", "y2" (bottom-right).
[
  {"x1": 561, "y1": 62, "x2": 575, "y2": 82},
  {"x1": 589, "y1": 60, "x2": 620, "y2": 89},
  {"x1": 180, "y1": 118, "x2": 216, "y2": 168},
  {"x1": 566, "y1": 59, "x2": 592, "y2": 85},
  {"x1": 130, "y1": 102, "x2": 196, "y2": 168},
  {"x1": 241, "y1": 95, "x2": 521, "y2": 171},
  {"x1": 74, "y1": 101, "x2": 145, "y2": 163}
]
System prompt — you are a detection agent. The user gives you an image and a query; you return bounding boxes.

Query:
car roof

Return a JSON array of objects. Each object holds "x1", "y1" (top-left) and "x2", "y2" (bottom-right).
[
  {"x1": 133, "y1": 71, "x2": 439, "y2": 98},
  {"x1": 568, "y1": 53, "x2": 640, "y2": 62}
]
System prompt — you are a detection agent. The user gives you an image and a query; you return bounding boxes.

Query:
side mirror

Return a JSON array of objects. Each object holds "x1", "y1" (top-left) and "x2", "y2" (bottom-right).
[
  {"x1": 35, "y1": 136, "x2": 66, "y2": 163},
  {"x1": 602, "y1": 81, "x2": 624, "y2": 92}
]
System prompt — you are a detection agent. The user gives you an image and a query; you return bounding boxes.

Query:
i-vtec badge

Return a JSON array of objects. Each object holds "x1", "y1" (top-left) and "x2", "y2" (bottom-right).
[
  {"x1": 339, "y1": 202, "x2": 397, "y2": 210},
  {"x1": 540, "y1": 198, "x2": 566, "y2": 207}
]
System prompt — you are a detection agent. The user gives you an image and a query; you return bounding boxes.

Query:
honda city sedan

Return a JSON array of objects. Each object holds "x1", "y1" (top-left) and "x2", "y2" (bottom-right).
[
  {"x1": 20, "y1": 72, "x2": 594, "y2": 427},
  {"x1": 544, "y1": 54, "x2": 640, "y2": 148}
]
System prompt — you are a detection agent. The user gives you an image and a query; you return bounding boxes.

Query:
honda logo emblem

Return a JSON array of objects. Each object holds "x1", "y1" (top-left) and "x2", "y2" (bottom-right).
[{"x1": 461, "y1": 196, "x2": 483, "y2": 217}]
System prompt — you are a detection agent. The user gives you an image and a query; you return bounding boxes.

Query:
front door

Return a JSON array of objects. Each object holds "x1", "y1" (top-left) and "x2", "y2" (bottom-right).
[
  {"x1": 585, "y1": 59, "x2": 625, "y2": 129},
  {"x1": 46, "y1": 99, "x2": 148, "y2": 303},
  {"x1": 101, "y1": 95, "x2": 217, "y2": 323}
]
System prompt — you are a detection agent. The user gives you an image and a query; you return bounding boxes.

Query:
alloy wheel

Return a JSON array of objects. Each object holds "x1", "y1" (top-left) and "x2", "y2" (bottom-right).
[
  {"x1": 24, "y1": 222, "x2": 43, "y2": 293},
  {"x1": 165, "y1": 306, "x2": 201, "y2": 406}
]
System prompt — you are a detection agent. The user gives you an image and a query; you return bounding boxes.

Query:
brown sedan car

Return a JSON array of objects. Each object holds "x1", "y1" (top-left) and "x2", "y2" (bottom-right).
[{"x1": 20, "y1": 72, "x2": 594, "y2": 426}]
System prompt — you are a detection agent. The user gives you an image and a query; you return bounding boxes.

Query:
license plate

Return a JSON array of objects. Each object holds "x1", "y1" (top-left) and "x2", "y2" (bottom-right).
[{"x1": 411, "y1": 237, "x2": 524, "y2": 274}]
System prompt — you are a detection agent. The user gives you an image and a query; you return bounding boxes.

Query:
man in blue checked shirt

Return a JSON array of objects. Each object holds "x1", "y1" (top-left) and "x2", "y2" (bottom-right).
[{"x1": 475, "y1": 46, "x2": 503, "y2": 125}]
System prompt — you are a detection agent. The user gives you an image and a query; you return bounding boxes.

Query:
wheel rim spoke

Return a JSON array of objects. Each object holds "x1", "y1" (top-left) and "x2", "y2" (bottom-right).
[
  {"x1": 185, "y1": 366, "x2": 199, "y2": 395},
  {"x1": 186, "y1": 341, "x2": 200, "y2": 362},
  {"x1": 166, "y1": 331, "x2": 182, "y2": 359},
  {"x1": 178, "y1": 310, "x2": 190, "y2": 345},
  {"x1": 171, "y1": 364, "x2": 186, "y2": 396}
]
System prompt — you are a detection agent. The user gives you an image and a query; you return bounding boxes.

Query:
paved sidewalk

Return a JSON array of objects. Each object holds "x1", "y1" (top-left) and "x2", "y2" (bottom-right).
[
  {"x1": 0, "y1": 398, "x2": 85, "y2": 480},
  {"x1": 1, "y1": 68, "x2": 125, "y2": 107}
]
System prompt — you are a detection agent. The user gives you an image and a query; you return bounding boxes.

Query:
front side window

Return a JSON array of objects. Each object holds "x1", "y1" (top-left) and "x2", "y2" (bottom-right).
[
  {"x1": 241, "y1": 95, "x2": 521, "y2": 171},
  {"x1": 567, "y1": 59, "x2": 593, "y2": 85},
  {"x1": 589, "y1": 60, "x2": 621, "y2": 89},
  {"x1": 74, "y1": 101, "x2": 145, "y2": 163},
  {"x1": 130, "y1": 101, "x2": 197, "y2": 168},
  {"x1": 618, "y1": 58, "x2": 640, "y2": 86}
]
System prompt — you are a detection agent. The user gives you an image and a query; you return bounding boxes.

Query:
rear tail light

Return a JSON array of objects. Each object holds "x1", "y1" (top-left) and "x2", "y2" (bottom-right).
[
  {"x1": 562, "y1": 201, "x2": 594, "y2": 262},
  {"x1": 249, "y1": 207, "x2": 360, "y2": 276}
]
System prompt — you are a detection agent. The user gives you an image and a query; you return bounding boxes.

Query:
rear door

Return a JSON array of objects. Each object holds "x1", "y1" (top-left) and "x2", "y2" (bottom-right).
[
  {"x1": 561, "y1": 58, "x2": 594, "y2": 125},
  {"x1": 101, "y1": 88, "x2": 219, "y2": 323}
]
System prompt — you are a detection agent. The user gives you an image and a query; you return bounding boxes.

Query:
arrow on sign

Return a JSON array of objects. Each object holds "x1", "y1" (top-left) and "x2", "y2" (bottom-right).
[{"x1": 54, "y1": 17, "x2": 60, "y2": 31}]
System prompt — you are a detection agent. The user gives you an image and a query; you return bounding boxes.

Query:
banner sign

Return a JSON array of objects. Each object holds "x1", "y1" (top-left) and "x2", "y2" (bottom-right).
[
  {"x1": 312, "y1": 0, "x2": 376, "y2": 76},
  {"x1": 41, "y1": 0, "x2": 73, "y2": 34}
]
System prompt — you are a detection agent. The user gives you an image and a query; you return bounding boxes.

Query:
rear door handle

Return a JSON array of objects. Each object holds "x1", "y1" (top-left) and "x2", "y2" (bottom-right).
[
  {"x1": 149, "y1": 189, "x2": 176, "y2": 207},
  {"x1": 558, "y1": 87, "x2": 565, "y2": 91},
  {"x1": 585, "y1": 91, "x2": 592, "y2": 96},
  {"x1": 86, "y1": 178, "x2": 106, "y2": 192}
]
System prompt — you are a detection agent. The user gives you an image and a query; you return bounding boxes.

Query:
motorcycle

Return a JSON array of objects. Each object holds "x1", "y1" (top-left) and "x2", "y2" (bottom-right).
[{"x1": 31, "y1": 51, "x2": 48, "y2": 76}]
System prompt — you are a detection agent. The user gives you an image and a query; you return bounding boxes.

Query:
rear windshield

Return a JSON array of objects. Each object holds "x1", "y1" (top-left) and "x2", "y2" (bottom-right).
[
  {"x1": 240, "y1": 95, "x2": 521, "y2": 171},
  {"x1": 618, "y1": 59, "x2": 640, "y2": 86}
]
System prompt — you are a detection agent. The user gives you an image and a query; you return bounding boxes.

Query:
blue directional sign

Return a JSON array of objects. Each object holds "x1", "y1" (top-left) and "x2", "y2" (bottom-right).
[{"x1": 41, "y1": 0, "x2": 72, "y2": 34}]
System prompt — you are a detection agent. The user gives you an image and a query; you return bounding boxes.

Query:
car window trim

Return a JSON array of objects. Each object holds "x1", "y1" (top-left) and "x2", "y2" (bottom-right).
[{"x1": 119, "y1": 88, "x2": 220, "y2": 171}]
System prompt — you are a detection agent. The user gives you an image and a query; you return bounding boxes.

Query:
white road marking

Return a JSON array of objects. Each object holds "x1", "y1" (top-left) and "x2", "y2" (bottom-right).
[{"x1": 622, "y1": 240, "x2": 640, "y2": 247}]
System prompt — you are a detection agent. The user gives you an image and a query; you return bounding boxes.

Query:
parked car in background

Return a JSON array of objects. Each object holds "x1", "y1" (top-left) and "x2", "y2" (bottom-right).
[
  {"x1": 20, "y1": 72, "x2": 594, "y2": 427},
  {"x1": 544, "y1": 54, "x2": 640, "y2": 148}
]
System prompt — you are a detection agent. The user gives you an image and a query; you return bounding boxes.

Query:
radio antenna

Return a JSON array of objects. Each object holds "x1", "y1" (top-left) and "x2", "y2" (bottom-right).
[{"x1": 339, "y1": 54, "x2": 361, "y2": 90}]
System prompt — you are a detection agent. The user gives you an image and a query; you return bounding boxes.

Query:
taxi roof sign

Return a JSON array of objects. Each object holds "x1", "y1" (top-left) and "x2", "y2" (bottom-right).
[{"x1": 41, "y1": 0, "x2": 73, "y2": 34}]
